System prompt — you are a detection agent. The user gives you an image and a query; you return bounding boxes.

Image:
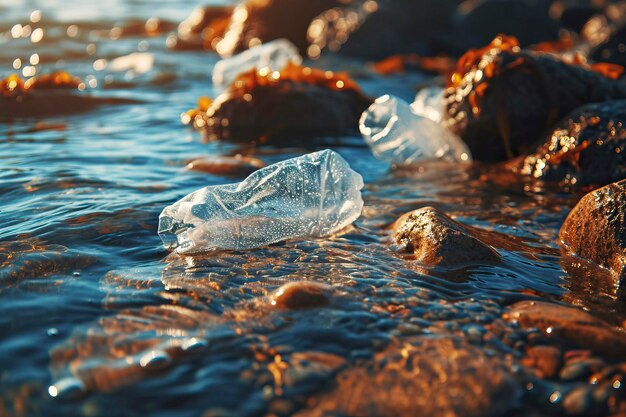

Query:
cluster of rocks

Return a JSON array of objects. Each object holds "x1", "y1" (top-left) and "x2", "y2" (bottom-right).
[{"x1": 170, "y1": 0, "x2": 626, "y2": 62}]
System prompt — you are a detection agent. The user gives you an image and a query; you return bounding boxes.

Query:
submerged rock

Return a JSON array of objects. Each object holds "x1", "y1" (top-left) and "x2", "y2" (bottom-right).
[
  {"x1": 559, "y1": 180, "x2": 626, "y2": 299},
  {"x1": 294, "y1": 336, "x2": 521, "y2": 417},
  {"x1": 443, "y1": 35, "x2": 626, "y2": 162},
  {"x1": 270, "y1": 282, "x2": 333, "y2": 310},
  {"x1": 159, "y1": 150, "x2": 364, "y2": 254},
  {"x1": 505, "y1": 301, "x2": 626, "y2": 358},
  {"x1": 185, "y1": 155, "x2": 266, "y2": 178},
  {"x1": 392, "y1": 207, "x2": 501, "y2": 268},
  {"x1": 512, "y1": 100, "x2": 626, "y2": 186},
  {"x1": 1, "y1": 72, "x2": 81, "y2": 96},
  {"x1": 0, "y1": 72, "x2": 138, "y2": 118},
  {"x1": 184, "y1": 63, "x2": 371, "y2": 143},
  {"x1": 522, "y1": 345, "x2": 563, "y2": 379}
]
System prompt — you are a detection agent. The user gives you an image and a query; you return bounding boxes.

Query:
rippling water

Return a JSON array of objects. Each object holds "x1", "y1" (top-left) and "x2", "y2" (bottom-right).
[{"x1": 1, "y1": 2, "x2": 625, "y2": 416}]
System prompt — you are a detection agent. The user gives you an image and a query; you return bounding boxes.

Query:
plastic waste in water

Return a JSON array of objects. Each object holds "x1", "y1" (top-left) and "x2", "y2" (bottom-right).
[
  {"x1": 212, "y1": 38, "x2": 302, "y2": 90},
  {"x1": 359, "y1": 94, "x2": 471, "y2": 165},
  {"x1": 109, "y1": 52, "x2": 155, "y2": 74},
  {"x1": 158, "y1": 149, "x2": 364, "y2": 254},
  {"x1": 411, "y1": 86, "x2": 445, "y2": 122}
]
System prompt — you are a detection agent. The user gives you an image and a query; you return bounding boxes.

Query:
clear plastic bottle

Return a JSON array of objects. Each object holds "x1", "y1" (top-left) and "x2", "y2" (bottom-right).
[
  {"x1": 212, "y1": 38, "x2": 302, "y2": 90},
  {"x1": 158, "y1": 149, "x2": 364, "y2": 254},
  {"x1": 411, "y1": 86, "x2": 445, "y2": 122},
  {"x1": 360, "y1": 94, "x2": 471, "y2": 166}
]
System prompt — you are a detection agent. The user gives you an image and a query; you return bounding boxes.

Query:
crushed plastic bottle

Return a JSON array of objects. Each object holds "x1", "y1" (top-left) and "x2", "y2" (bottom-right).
[
  {"x1": 359, "y1": 94, "x2": 471, "y2": 166},
  {"x1": 411, "y1": 86, "x2": 445, "y2": 122},
  {"x1": 212, "y1": 38, "x2": 303, "y2": 90},
  {"x1": 158, "y1": 149, "x2": 364, "y2": 254},
  {"x1": 109, "y1": 52, "x2": 155, "y2": 74}
]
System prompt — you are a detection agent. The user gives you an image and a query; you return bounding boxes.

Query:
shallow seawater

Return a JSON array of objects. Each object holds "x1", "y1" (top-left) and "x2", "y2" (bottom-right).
[{"x1": 1, "y1": 2, "x2": 625, "y2": 417}]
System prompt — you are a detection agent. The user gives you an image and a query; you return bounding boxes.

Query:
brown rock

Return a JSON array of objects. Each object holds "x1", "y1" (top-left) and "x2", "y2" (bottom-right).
[
  {"x1": 392, "y1": 207, "x2": 501, "y2": 268},
  {"x1": 559, "y1": 179, "x2": 626, "y2": 299},
  {"x1": 168, "y1": 6, "x2": 233, "y2": 51},
  {"x1": 522, "y1": 345, "x2": 563, "y2": 379},
  {"x1": 185, "y1": 64, "x2": 371, "y2": 143},
  {"x1": 216, "y1": 0, "x2": 343, "y2": 56},
  {"x1": 185, "y1": 155, "x2": 265, "y2": 177},
  {"x1": 270, "y1": 282, "x2": 332, "y2": 310},
  {"x1": 293, "y1": 336, "x2": 521, "y2": 417},
  {"x1": 505, "y1": 301, "x2": 626, "y2": 359}
]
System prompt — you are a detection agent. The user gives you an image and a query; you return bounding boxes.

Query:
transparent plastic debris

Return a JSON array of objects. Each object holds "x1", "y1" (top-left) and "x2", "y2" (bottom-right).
[
  {"x1": 158, "y1": 149, "x2": 364, "y2": 254},
  {"x1": 411, "y1": 86, "x2": 445, "y2": 123},
  {"x1": 359, "y1": 94, "x2": 471, "y2": 166},
  {"x1": 212, "y1": 38, "x2": 302, "y2": 90},
  {"x1": 108, "y1": 52, "x2": 154, "y2": 74}
]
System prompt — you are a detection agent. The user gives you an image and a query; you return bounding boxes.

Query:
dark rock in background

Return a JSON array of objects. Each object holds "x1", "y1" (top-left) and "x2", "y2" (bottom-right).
[{"x1": 444, "y1": 39, "x2": 626, "y2": 162}]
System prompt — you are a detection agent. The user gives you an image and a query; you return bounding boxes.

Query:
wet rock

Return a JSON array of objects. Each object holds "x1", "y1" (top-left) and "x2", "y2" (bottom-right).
[
  {"x1": 439, "y1": 0, "x2": 560, "y2": 55},
  {"x1": 49, "y1": 304, "x2": 219, "y2": 392},
  {"x1": 559, "y1": 357, "x2": 606, "y2": 381},
  {"x1": 512, "y1": 100, "x2": 626, "y2": 186},
  {"x1": 167, "y1": 6, "x2": 233, "y2": 51},
  {"x1": 308, "y1": 0, "x2": 458, "y2": 59},
  {"x1": 0, "y1": 240, "x2": 94, "y2": 285},
  {"x1": 392, "y1": 207, "x2": 501, "y2": 268},
  {"x1": 184, "y1": 64, "x2": 371, "y2": 143},
  {"x1": 185, "y1": 155, "x2": 266, "y2": 177},
  {"x1": 216, "y1": 0, "x2": 343, "y2": 56},
  {"x1": 283, "y1": 351, "x2": 346, "y2": 387},
  {"x1": 559, "y1": 180, "x2": 626, "y2": 299},
  {"x1": 270, "y1": 282, "x2": 333, "y2": 310},
  {"x1": 1, "y1": 72, "x2": 138, "y2": 118},
  {"x1": 112, "y1": 17, "x2": 176, "y2": 38},
  {"x1": 293, "y1": 336, "x2": 521, "y2": 417},
  {"x1": 563, "y1": 385, "x2": 594, "y2": 416},
  {"x1": 443, "y1": 35, "x2": 626, "y2": 162},
  {"x1": 505, "y1": 301, "x2": 626, "y2": 358},
  {"x1": 522, "y1": 345, "x2": 563, "y2": 379},
  {"x1": 2, "y1": 94, "x2": 139, "y2": 118}
]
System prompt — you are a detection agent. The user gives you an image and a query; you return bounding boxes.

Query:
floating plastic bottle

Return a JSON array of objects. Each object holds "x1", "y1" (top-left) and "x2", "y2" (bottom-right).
[
  {"x1": 109, "y1": 52, "x2": 155, "y2": 74},
  {"x1": 359, "y1": 94, "x2": 471, "y2": 166},
  {"x1": 411, "y1": 86, "x2": 445, "y2": 122},
  {"x1": 158, "y1": 149, "x2": 364, "y2": 254},
  {"x1": 212, "y1": 38, "x2": 303, "y2": 90}
]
